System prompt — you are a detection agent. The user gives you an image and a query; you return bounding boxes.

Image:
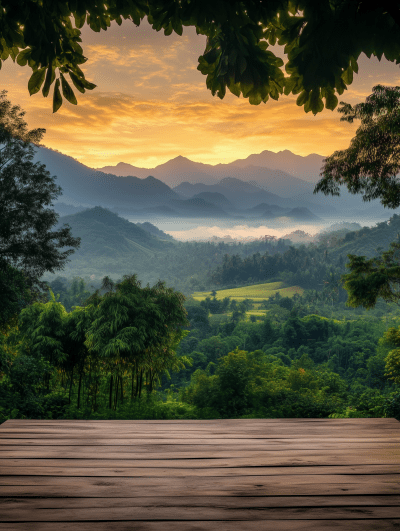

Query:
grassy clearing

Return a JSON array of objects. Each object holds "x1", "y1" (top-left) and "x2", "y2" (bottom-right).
[{"x1": 192, "y1": 282, "x2": 304, "y2": 302}]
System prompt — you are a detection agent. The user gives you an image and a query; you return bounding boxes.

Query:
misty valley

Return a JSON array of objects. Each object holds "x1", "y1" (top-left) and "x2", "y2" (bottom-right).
[{"x1": 2, "y1": 142, "x2": 400, "y2": 424}]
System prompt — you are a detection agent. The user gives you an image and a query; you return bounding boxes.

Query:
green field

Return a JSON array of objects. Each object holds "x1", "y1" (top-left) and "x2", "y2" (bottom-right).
[{"x1": 192, "y1": 282, "x2": 304, "y2": 302}]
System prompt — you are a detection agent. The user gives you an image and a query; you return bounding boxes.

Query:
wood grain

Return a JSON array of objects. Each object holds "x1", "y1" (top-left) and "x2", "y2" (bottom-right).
[{"x1": 1, "y1": 418, "x2": 399, "y2": 529}]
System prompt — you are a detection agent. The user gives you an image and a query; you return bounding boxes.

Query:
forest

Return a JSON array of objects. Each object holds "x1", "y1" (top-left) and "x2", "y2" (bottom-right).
[
  {"x1": 3, "y1": 87, "x2": 400, "y2": 424},
  {"x1": 2, "y1": 241, "x2": 400, "y2": 422}
]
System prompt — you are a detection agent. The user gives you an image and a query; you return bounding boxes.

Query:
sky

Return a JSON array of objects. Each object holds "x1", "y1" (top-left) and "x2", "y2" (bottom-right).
[{"x1": 2, "y1": 18, "x2": 400, "y2": 169}]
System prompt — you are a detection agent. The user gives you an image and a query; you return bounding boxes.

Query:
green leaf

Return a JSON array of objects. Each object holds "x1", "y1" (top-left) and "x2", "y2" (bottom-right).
[
  {"x1": 53, "y1": 78, "x2": 62, "y2": 113},
  {"x1": 342, "y1": 66, "x2": 353, "y2": 85},
  {"x1": 16, "y1": 49, "x2": 30, "y2": 67},
  {"x1": 283, "y1": 76, "x2": 297, "y2": 96},
  {"x1": 325, "y1": 90, "x2": 338, "y2": 111},
  {"x1": 203, "y1": 49, "x2": 219, "y2": 64},
  {"x1": 296, "y1": 90, "x2": 309, "y2": 107},
  {"x1": 42, "y1": 63, "x2": 55, "y2": 97},
  {"x1": 350, "y1": 56, "x2": 359, "y2": 74},
  {"x1": 80, "y1": 78, "x2": 97, "y2": 90},
  {"x1": 69, "y1": 72, "x2": 86, "y2": 93},
  {"x1": 308, "y1": 89, "x2": 323, "y2": 114},
  {"x1": 10, "y1": 46, "x2": 19, "y2": 61},
  {"x1": 238, "y1": 56, "x2": 247, "y2": 75},
  {"x1": 74, "y1": 12, "x2": 86, "y2": 29},
  {"x1": 172, "y1": 19, "x2": 183, "y2": 36},
  {"x1": 228, "y1": 82, "x2": 241, "y2": 97},
  {"x1": 60, "y1": 74, "x2": 78, "y2": 105},
  {"x1": 249, "y1": 92, "x2": 262, "y2": 105},
  {"x1": 28, "y1": 67, "x2": 46, "y2": 95}
]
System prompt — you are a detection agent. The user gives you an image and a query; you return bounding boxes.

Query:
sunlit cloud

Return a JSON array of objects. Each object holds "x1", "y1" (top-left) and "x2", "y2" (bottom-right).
[{"x1": 1, "y1": 19, "x2": 400, "y2": 169}]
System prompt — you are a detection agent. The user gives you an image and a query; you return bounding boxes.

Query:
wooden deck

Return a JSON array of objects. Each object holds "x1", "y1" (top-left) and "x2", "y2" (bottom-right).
[{"x1": 0, "y1": 418, "x2": 400, "y2": 530}]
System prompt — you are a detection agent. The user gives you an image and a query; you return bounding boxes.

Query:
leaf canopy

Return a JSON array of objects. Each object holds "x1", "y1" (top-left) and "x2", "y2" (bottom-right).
[
  {"x1": 315, "y1": 85, "x2": 400, "y2": 209},
  {"x1": 2, "y1": 1, "x2": 400, "y2": 112}
]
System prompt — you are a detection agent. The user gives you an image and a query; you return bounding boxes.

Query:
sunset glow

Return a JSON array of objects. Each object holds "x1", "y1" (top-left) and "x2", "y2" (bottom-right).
[{"x1": 2, "y1": 19, "x2": 400, "y2": 169}]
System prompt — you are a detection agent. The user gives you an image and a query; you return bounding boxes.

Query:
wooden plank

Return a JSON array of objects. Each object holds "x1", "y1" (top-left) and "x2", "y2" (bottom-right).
[
  {"x1": 2, "y1": 521, "x2": 400, "y2": 531},
  {"x1": 3, "y1": 432, "x2": 400, "y2": 439},
  {"x1": 3, "y1": 495, "x2": 400, "y2": 509},
  {"x1": 4, "y1": 417, "x2": 398, "y2": 426},
  {"x1": 2, "y1": 420, "x2": 398, "y2": 427},
  {"x1": 2, "y1": 505, "x2": 400, "y2": 521},
  {"x1": 2, "y1": 481, "x2": 400, "y2": 497},
  {"x1": 2, "y1": 438, "x2": 400, "y2": 448},
  {"x1": 1, "y1": 448, "x2": 399, "y2": 461},
  {"x1": 1, "y1": 455, "x2": 398, "y2": 466},
  {"x1": 2, "y1": 434, "x2": 400, "y2": 443},
  {"x1": 1, "y1": 419, "x2": 399, "y2": 529},
  {"x1": 2, "y1": 458, "x2": 400, "y2": 469},
  {"x1": 3, "y1": 464, "x2": 400, "y2": 476},
  {"x1": 2, "y1": 473, "x2": 400, "y2": 488},
  {"x1": 1, "y1": 432, "x2": 398, "y2": 439}
]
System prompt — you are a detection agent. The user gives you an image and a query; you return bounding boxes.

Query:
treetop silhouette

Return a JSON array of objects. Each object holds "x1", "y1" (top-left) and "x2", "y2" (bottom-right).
[{"x1": 2, "y1": 1, "x2": 400, "y2": 113}]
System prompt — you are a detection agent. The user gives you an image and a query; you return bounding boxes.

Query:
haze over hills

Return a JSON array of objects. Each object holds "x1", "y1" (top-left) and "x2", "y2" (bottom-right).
[
  {"x1": 97, "y1": 154, "x2": 317, "y2": 197},
  {"x1": 33, "y1": 144, "x2": 397, "y2": 219},
  {"x1": 98, "y1": 150, "x2": 325, "y2": 185},
  {"x1": 93, "y1": 150, "x2": 398, "y2": 215}
]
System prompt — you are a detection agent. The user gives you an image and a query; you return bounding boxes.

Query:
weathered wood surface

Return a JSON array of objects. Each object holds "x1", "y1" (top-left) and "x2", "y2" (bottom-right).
[{"x1": 1, "y1": 419, "x2": 400, "y2": 530}]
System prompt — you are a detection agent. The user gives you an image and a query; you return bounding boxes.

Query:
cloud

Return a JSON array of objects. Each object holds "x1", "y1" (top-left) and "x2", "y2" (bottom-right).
[{"x1": 1, "y1": 22, "x2": 400, "y2": 168}]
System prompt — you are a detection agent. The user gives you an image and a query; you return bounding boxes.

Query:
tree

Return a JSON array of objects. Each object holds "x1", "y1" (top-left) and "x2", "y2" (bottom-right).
[
  {"x1": 380, "y1": 327, "x2": 400, "y2": 386},
  {"x1": 0, "y1": 91, "x2": 80, "y2": 323},
  {"x1": 316, "y1": 85, "x2": 400, "y2": 309},
  {"x1": 341, "y1": 240, "x2": 400, "y2": 309},
  {"x1": 85, "y1": 275, "x2": 190, "y2": 407},
  {"x1": 0, "y1": 262, "x2": 33, "y2": 328},
  {"x1": 3, "y1": 1, "x2": 400, "y2": 113},
  {"x1": 315, "y1": 85, "x2": 400, "y2": 209}
]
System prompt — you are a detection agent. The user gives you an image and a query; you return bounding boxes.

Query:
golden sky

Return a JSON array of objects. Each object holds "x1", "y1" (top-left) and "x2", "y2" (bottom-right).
[{"x1": 2, "y1": 19, "x2": 400, "y2": 169}]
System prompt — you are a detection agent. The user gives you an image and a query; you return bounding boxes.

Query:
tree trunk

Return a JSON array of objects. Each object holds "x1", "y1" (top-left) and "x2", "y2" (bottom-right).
[
  {"x1": 77, "y1": 371, "x2": 83, "y2": 409},
  {"x1": 135, "y1": 369, "x2": 140, "y2": 399},
  {"x1": 131, "y1": 369, "x2": 135, "y2": 400},
  {"x1": 109, "y1": 375, "x2": 113, "y2": 410},
  {"x1": 114, "y1": 375, "x2": 119, "y2": 410},
  {"x1": 94, "y1": 377, "x2": 98, "y2": 411},
  {"x1": 120, "y1": 375, "x2": 124, "y2": 403},
  {"x1": 87, "y1": 366, "x2": 91, "y2": 406},
  {"x1": 138, "y1": 369, "x2": 143, "y2": 399},
  {"x1": 68, "y1": 366, "x2": 74, "y2": 405}
]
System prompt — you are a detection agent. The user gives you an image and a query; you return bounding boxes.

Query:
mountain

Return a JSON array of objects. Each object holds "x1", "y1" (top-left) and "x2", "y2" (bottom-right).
[
  {"x1": 33, "y1": 146, "x2": 180, "y2": 209},
  {"x1": 249, "y1": 203, "x2": 287, "y2": 214},
  {"x1": 35, "y1": 144, "x2": 397, "y2": 218},
  {"x1": 136, "y1": 222, "x2": 175, "y2": 240},
  {"x1": 282, "y1": 230, "x2": 316, "y2": 243},
  {"x1": 167, "y1": 197, "x2": 230, "y2": 217},
  {"x1": 225, "y1": 149, "x2": 325, "y2": 183},
  {"x1": 95, "y1": 151, "x2": 377, "y2": 214},
  {"x1": 58, "y1": 207, "x2": 170, "y2": 260},
  {"x1": 326, "y1": 214, "x2": 400, "y2": 261},
  {"x1": 285, "y1": 207, "x2": 321, "y2": 221},
  {"x1": 53, "y1": 202, "x2": 88, "y2": 217},
  {"x1": 97, "y1": 155, "x2": 313, "y2": 196},
  {"x1": 173, "y1": 178, "x2": 291, "y2": 210},
  {"x1": 192, "y1": 192, "x2": 236, "y2": 211},
  {"x1": 318, "y1": 222, "x2": 363, "y2": 235}
]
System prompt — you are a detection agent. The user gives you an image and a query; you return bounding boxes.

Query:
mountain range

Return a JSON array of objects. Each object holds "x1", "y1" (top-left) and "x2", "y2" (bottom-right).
[
  {"x1": 97, "y1": 150, "x2": 325, "y2": 185},
  {"x1": 33, "y1": 145, "x2": 396, "y2": 220}
]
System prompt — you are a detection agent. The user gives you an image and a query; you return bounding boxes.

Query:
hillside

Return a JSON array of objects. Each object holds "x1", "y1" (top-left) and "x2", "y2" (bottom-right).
[
  {"x1": 136, "y1": 222, "x2": 175, "y2": 241},
  {"x1": 328, "y1": 216, "x2": 400, "y2": 259},
  {"x1": 59, "y1": 207, "x2": 170, "y2": 259},
  {"x1": 49, "y1": 207, "x2": 293, "y2": 290},
  {"x1": 33, "y1": 146, "x2": 180, "y2": 210}
]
